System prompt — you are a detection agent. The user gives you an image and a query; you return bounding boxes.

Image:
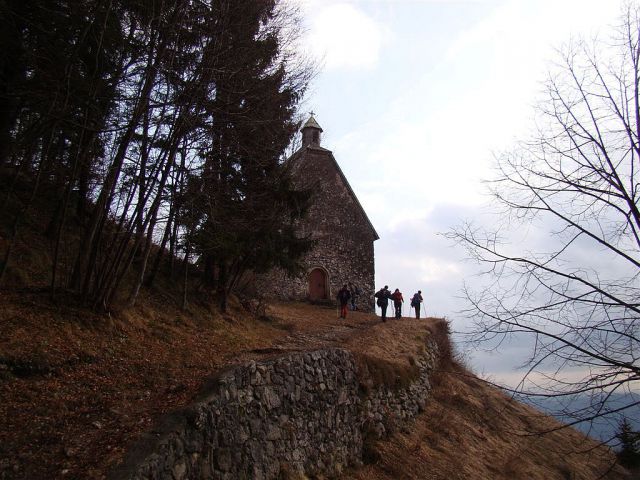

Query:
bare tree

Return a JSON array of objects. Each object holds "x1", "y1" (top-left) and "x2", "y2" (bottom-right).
[{"x1": 448, "y1": 5, "x2": 640, "y2": 435}]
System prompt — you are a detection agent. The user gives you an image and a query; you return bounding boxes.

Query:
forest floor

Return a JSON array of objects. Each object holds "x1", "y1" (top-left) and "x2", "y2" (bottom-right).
[{"x1": 0, "y1": 292, "x2": 630, "y2": 479}]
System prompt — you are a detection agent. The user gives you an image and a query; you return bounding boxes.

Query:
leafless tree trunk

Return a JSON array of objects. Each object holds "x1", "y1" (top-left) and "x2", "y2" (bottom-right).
[
  {"x1": 0, "y1": 129, "x2": 52, "y2": 282},
  {"x1": 182, "y1": 240, "x2": 190, "y2": 311},
  {"x1": 70, "y1": 22, "x2": 168, "y2": 299},
  {"x1": 146, "y1": 140, "x2": 187, "y2": 288}
]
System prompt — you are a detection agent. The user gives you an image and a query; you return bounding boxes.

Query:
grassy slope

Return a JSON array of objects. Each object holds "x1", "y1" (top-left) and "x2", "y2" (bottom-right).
[
  {"x1": 0, "y1": 296, "x2": 628, "y2": 480},
  {"x1": 0, "y1": 291, "x2": 287, "y2": 479},
  {"x1": 0, "y1": 276, "x2": 434, "y2": 479},
  {"x1": 345, "y1": 362, "x2": 628, "y2": 480}
]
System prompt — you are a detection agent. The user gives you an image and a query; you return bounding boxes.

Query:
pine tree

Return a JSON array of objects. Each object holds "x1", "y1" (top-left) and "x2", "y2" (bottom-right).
[
  {"x1": 187, "y1": 0, "x2": 313, "y2": 311},
  {"x1": 616, "y1": 417, "x2": 640, "y2": 468}
]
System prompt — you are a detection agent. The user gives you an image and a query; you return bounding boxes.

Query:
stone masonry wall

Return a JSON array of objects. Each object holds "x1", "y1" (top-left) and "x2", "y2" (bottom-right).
[
  {"x1": 254, "y1": 146, "x2": 378, "y2": 312},
  {"x1": 111, "y1": 343, "x2": 438, "y2": 480}
]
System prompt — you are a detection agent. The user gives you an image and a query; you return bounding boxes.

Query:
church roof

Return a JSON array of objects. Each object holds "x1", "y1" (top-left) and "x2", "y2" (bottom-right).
[
  {"x1": 302, "y1": 115, "x2": 323, "y2": 131},
  {"x1": 289, "y1": 144, "x2": 379, "y2": 241},
  {"x1": 325, "y1": 149, "x2": 379, "y2": 240}
]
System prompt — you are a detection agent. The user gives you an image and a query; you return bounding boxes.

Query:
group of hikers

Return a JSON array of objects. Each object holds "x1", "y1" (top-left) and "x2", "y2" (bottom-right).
[
  {"x1": 374, "y1": 285, "x2": 423, "y2": 321},
  {"x1": 336, "y1": 283, "x2": 424, "y2": 321}
]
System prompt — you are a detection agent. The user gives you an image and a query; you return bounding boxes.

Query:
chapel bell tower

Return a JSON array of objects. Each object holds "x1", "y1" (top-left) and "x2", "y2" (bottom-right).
[{"x1": 301, "y1": 114, "x2": 323, "y2": 147}]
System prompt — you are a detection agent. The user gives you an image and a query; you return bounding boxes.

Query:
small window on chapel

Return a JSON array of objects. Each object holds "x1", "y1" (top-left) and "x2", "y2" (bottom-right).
[{"x1": 313, "y1": 131, "x2": 319, "y2": 143}]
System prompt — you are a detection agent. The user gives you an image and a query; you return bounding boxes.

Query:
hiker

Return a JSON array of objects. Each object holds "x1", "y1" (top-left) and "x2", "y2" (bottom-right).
[
  {"x1": 349, "y1": 283, "x2": 361, "y2": 311},
  {"x1": 350, "y1": 285, "x2": 362, "y2": 310},
  {"x1": 391, "y1": 288, "x2": 404, "y2": 319},
  {"x1": 337, "y1": 284, "x2": 351, "y2": 319},
  {"x1": 410, "y1": 290, "x2": 424, "y2": 319},
  {"x1": 374, "y1": 285, "x2": 392, "y2": 322}
]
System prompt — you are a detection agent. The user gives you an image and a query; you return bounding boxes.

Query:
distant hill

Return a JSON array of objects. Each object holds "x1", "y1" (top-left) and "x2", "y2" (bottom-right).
[{"x1": 522, "y1": 392, "x2": 640, "y2": 446}]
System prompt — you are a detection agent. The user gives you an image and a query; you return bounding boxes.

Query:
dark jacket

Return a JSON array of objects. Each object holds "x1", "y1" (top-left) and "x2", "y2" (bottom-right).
[
  {"x1": 375, "y1": 288, "x2": 391, "y2": 306},
  {"x1": 337, "y1": 287, "x2": 351, "y2": 305},
  {"x1": 411, "y1": 293, "x2": 423, "y2": 307}
]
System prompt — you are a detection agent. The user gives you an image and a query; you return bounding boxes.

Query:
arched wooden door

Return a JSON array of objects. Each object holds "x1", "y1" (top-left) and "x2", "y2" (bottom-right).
[{"x1": 308, "y1": 268, "x2": 327, "y2": 300}]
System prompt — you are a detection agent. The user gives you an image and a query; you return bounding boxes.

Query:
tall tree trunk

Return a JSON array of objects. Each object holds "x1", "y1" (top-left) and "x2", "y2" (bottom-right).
[
  {"x1": 146, "y1": 142, "x2": 185, "y2": 288},
  {"x1": 126, "y1": 128, "x2": 183, "y2": 307},
  {"x1": 145, "y1": 208, "x2": 173, "y2": 288},
  {"x1": 71, "y1": 38, "x2": 164, "y2": 298},
  {"x1": 218, "y1": 259, "x2": 228, "y2": 313},
  {"x1": 182, "y1": 240, "x2": 190, "y2": 310},
  {"x1": 50, "y1": 110, "x2": 96, "y2": 298},
  {"x1": 169, "y1": 215, "x2": 179, "y2": 277},
  {"x1": 0, "y1": 132, "x2": 51, "y2": 283}
]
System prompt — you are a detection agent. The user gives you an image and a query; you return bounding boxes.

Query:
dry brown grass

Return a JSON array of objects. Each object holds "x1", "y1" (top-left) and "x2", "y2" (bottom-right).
[
  {"x1": 0, "y1": 290, "x2": 289, "y2": 479},
  {"x1": 0, "y1": 295, "x2": 430, "y2": 479},
  {"x1": 0, "y1": 292, "x2": 627, "y2": 480},
  {"x1": 343, "y1": 362, "x2": 629, "y2": 480}
]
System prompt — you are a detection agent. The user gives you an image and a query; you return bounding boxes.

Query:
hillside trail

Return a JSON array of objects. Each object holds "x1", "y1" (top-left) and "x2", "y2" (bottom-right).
[
  {"x1": 238, "y1": 301, "x2": 431, "y2": 365},
  {"x1": 263, "y1": 304, "x2": 377, "y2": 350}
]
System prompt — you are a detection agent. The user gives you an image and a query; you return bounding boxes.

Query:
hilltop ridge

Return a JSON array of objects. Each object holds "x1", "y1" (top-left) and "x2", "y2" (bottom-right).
[{"x1": 0, "y1": 295, "x2": 629, "y2": 479}]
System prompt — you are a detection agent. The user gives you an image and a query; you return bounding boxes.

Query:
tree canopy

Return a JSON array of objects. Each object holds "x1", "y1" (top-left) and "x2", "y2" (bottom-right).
[{"x1": 0, "y1": 0, "x2": 314, "y2": 310}]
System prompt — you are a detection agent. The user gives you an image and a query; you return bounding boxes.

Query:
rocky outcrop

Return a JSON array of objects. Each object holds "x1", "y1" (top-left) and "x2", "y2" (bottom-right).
[{"x1": 111, "y1": 343, "x2": 438, "y2": 480}]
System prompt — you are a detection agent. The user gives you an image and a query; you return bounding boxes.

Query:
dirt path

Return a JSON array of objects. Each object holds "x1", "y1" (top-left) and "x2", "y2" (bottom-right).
[
  {"x1": 271, "y1": 308, "x2": 378, "y2": 350},
  {"x1": 264, "y1": 302, "x2": 435, "y2": 367}
]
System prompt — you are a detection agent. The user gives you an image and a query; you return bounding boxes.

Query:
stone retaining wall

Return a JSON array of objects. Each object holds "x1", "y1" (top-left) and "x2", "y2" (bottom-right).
[{"x1": 111, "y1": 343, "x2": 438, "y2": 480}]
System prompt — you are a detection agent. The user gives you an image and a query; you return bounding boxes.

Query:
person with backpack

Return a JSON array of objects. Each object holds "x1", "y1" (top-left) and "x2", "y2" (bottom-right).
[
  {"x1": 348, "y1": 282, "x2": 360, "y2": 311},
  {"x1": 337, "y1": 284, "x2": 351, "y2": 319},
  {"x1": 410, "y1": 290, "x2": 423, "y2": 318},
  {"x1": 374, "y1": 285, "x2": 392, "y2": 322},
  {"x1": 391, "y1": 288, "x2": 404, "y2": 319}
]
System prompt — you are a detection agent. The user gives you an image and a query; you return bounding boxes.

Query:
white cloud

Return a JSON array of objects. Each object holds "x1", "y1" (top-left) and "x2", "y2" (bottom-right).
[
  {"x1": 330, "y1": 0, "x2": 625, "y2": 226},
  {"x1": 304, "y1": 3, "x2": 387, "y2": 70}
]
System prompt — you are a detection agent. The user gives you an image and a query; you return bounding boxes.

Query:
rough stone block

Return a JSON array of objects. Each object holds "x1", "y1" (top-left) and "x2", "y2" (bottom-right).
[{"x1": 215, "y1": 449, "x2": 232, "y2": 472}]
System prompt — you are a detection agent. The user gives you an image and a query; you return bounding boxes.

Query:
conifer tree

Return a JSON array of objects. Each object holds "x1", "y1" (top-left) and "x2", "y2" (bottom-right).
[
  {"x1": 617, "y1": 417, "x2": 640, "y2": 468},
  {"x1": 188, "y1": 0, "x2": 313, "y2": 311}
]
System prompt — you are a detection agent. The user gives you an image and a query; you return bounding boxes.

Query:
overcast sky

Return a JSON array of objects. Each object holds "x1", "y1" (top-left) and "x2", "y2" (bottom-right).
[{"x1": 294, "y1": 0, "x2": 628, "y2": 384}]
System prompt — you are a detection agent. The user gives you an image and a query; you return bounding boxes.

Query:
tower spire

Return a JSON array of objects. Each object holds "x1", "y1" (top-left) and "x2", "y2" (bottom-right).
[{"x1": 301, "y1": 114, "x2": 323, "y2": 147}]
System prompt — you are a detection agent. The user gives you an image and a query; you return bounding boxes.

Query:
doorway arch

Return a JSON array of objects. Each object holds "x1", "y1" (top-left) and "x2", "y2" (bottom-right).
[{"x1": 308, "y1": 267, "x2": 329, "y2": 300}]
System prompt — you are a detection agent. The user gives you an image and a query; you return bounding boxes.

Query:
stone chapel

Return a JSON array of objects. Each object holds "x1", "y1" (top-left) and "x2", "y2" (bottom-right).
[{"x1": 254, "y1": 116, "x2": 379, "y2": 311}]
